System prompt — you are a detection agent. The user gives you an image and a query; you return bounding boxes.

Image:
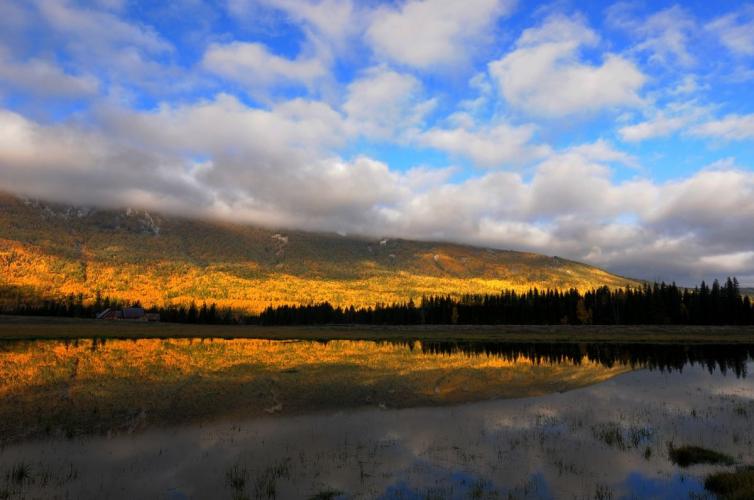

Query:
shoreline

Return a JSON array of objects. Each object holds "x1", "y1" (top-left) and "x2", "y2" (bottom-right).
[{"x1": 2, "y1": 315, "x2": 754, "y2": 343}]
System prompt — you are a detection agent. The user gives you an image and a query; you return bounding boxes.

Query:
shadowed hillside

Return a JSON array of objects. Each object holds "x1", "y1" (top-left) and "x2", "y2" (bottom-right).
[{"x1": 0, "y1": 193, "x2": 639, "y2": 313}]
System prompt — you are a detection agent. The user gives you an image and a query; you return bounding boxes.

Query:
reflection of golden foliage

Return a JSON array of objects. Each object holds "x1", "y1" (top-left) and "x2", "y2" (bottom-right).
[
  {"x1": 0, "y1": 339, "x2": 631, "y2": 443},
  {"x1": 0, "y1": 194, "x2": 639, "y2": 313}
]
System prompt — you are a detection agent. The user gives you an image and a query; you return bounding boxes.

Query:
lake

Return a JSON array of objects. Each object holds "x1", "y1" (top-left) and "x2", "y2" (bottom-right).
[{"x1": 1, "y1": 338, "x2": 753, "y2": 498}]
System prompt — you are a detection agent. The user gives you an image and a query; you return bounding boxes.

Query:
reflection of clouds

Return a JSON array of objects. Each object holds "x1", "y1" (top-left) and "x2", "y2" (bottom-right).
[{"x1": 1, "y1": 363, "x2": 752, "y2": 498}]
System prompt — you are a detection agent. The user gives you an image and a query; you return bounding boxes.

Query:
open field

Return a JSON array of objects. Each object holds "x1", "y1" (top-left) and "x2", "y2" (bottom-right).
[{"x1": 2, "y1": 315, "x2": 754, "y2": 343}]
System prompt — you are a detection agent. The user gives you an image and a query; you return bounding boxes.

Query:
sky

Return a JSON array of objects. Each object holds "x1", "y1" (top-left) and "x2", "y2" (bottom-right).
[{"x1": 0, "y1": 0, "x2": 753, "y2": 285}]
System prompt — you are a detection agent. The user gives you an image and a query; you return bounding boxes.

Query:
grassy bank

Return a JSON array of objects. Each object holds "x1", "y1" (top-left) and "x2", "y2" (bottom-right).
[{"x1": 2, "y1": 315, "x2": 754, "y2": 343}]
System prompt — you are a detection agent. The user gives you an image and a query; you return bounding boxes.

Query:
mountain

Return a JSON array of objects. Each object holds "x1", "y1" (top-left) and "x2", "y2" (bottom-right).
[{"x1": 0, "y1": 193, "x2": 639, "y2": 313}]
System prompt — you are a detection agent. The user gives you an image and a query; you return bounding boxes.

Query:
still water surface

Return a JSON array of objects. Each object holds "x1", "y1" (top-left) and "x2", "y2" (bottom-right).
[{"x1": 1, "y1": 339, "x2": 753, "y2": 499}]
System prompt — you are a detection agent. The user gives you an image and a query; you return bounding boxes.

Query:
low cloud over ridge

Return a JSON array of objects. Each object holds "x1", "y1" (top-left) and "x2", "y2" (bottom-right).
[{"x1": 0, "y1": 0, "x2": 753, "y2": 286}]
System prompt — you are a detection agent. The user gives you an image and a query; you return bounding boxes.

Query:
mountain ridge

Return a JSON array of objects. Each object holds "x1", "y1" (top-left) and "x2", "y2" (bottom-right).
[{"x1": 0, "y1": 193, "x2": 640, "y2": 313}]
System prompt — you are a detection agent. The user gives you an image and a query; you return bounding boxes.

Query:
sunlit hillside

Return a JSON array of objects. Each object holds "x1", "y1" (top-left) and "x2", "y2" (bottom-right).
[{"x1": 0, "y1": 193, "x2": 639, "y2": 313}]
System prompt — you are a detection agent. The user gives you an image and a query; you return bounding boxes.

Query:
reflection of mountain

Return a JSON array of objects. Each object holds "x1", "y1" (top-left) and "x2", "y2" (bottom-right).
[
  {"x1": 0, "y1": 193, "x2": 638, "y2": 313},
  {"x1": 0, "y1": 338, "x2": 630, "y2": 443},
  {"x1": 2, "y1": 338, "x2": 752, "y2": 445}
]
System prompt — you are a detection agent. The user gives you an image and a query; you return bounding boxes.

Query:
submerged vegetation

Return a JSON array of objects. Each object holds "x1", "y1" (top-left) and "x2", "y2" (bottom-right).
[
  {"x1": 705, "y1": 467, "x2": 754, "y2": 500},
  {"x1": 1, "y1": 359, "x2": 752, "y2": 499},
  {"x1": 668, "y1": 445, "x2": 736, "y2": 467}
]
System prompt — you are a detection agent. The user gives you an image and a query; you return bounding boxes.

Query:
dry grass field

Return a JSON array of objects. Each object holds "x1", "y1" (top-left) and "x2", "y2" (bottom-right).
[{"x1": 2, "y1": 316, "x2": 754, "y2": 343}]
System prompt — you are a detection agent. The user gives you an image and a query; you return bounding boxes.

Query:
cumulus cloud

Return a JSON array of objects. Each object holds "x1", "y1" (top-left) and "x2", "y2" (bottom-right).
[
  {"x1": 619, "y1": 103, "x2": 702, "y2": 142},
  {"x1": 15, "y1": 0, "x2": 192, "y2": 96},
  {"x1": 36, "y1": 0, "x2": 171, "y2": 54},
  {"x1": 367, "y1": 0, "x2": 514, "y2": 69},
  {"x1": 1, "y1": 1, "x2": 753, "y2": 286},
  {"x1": 5, "y1": 100, "x2": 754, "y2": 285},
  {"x1": 420, "y1": 122, "x2": 551, "y2": 168},
  {"x1": 0, "y1": 109, "x2": 207, "y2": 211},
  {"x1": 257, "y1": 0, "x2": 361, "y2": 51},
  {"x1": 0, "y1": 48, "x2": 99, "y2": 98},
  {"x1": 343, "y1": 66, "x2": 436, "y2": 139},
  {"x1": 202, "y1": 42, "x2": 328, "y2": 92},
  {"x1": 707, "y1": 6, "x2": 754, "y2": 57},
  {"x1": 690, "y1": 114, "x2": 754, "y2": 140},
  {"x1": 619, "y1": 115, "x2": 687, "y2": 142},
  {"x1": 488, "y1": 14, "x2": 646, "y2": 117},
  {"x1": 607, "y1": 4, "x2": 697, "y2": 66}
]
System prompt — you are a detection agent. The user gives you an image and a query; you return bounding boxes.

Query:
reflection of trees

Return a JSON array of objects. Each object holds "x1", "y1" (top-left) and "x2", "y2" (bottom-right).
[{"x1": 411, "y1": 341, "x2": 754, "y2": 378}]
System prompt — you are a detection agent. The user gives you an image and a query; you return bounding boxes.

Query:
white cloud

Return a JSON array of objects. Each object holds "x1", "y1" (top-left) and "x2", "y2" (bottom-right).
[
  {"x1": 367, "y1": 0, "x2": 514, "y2": 69},
  {"x1": 670, "y1": 75, "x2": 703, "y2": 95},
  {"x1": 202, "y1": 42, "x2": 328, "y2": 91},
  {"x1": 488, "y1": 14, "x2": 646, "y2": 117},
  {"x1": 618, "y1": 101, "x2": 709, "y2": 142},
  {"x1": 3, "y1": 101, "x2": 754, "y2": 284},
  {"x1": 619, "y1": 116, "x2": 686, "y2": 142},
  {"x1": 699, "y1": 251, "x2": 754, "y2": 273},
  {"x1": 707, "y1": 6, "x2": 754, "y2": 57},
  {"x1": 566, "y1": 139, "x2": 638, "y2": 167},
  {"x1": 608, "y1": 4, "x2": 697, "y2": 66},
  {"x1": 0, "y1": 108, "x2": 206, "y2": 211},
  {"x1": 26, "y1": 0, "x2": 190, "y2": 96},
  {"x1": 2, "y1": 2, "x2": 754, "y2": 286},
  {"x1": 343, "y1": 66, "x2": 435, "y2": 139},
  {"x1": 37, "y1": 0, "x2": 171, "y2": 54},
  {"x1": 265, "y1": 0, "x2": 360, "y2": 50},
  {"x1": 690, "y1": 114, "x2": 754, "y2": 140},
  {"x1": 0, "y1": 49, "x2": 98, "y2": 99},
  {"x1": 420, "y1": 122, "x2": 551, "y2": 168},
  {"x1": 226, "y1": 0, "x2": 363, "y2": 63}
]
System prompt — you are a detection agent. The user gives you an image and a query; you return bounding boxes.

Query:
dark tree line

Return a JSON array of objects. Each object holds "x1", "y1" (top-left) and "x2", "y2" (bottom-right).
[
  {"x1": 259, "y1": 278, "x2": 754, "y2": 326},
  {"x1": 0, "y1": 289, "x2": 239, "y2": 325},
  {"x1": 415, "y1": 341, "x2": 754, "y2": 378},
  {"x1": 2, "y1": 277, "x2": 752, "y2": 326}
]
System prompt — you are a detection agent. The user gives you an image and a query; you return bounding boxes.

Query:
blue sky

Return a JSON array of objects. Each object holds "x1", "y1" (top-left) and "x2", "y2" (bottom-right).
[{"x1": 0, "y1": 0, "x2": 753, "y2": 284}]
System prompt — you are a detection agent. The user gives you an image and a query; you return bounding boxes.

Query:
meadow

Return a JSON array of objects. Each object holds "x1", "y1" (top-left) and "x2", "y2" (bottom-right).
[{"x1": 2, "y1": 315, "x2": 754, "y2": 343}]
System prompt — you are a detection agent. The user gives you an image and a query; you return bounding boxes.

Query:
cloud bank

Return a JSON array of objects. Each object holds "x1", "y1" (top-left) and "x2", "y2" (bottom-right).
[{"x1": 0, "y1": 0, "x2": 753, "y2": 286}]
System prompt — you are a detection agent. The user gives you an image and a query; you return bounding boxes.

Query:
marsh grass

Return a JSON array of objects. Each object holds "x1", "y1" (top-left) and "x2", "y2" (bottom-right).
[
  {"x1": 306, "y1": 489, "x2": 343, "y2": 500},
  {"x1": 591, "y1": 423, "x2": 652, "y2": 451},
  {"x1": 704, "y1": 466, "x2": 754, "y2": 499},
  {"x1": 668, "y1": 444, "x2": 735, "y2": 467},
  {"x1": 226, "y1": 464, "x2": 248, "y2": 492},
  {"x1": 7, "y1": 462, "x2": 31, "y2": 485},
  {"x1": 593, "y1": 484, "x2": 614, "y2": 500},
  {"x1": 252, "y1": 459, "x2": 290, "y2": 500},
  {"x1": 3, "y1": 316, "x2": 754, "y2": 344}
]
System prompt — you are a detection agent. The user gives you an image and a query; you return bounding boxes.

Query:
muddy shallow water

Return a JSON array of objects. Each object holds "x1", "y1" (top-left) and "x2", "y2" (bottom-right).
[{"x1": 1, "y1": 340, "x2": 753, "y2": 499}]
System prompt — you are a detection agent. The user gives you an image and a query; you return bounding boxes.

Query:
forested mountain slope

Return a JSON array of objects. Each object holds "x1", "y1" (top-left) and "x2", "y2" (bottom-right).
[{"x1": 0, "y1": 193, "x2": 639, "y2": 313}]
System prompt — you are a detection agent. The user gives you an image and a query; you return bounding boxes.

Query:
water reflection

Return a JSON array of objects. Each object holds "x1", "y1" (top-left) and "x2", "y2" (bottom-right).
[
  {"x1": 1, "y1": 338, "x2": 754, "y2": 447},
  {"x1": 415, "y1": 340, "x2": 754, "y2": 377},
  {"x1": 1, "y1": 338, "x2": 635, "y2": 445},
  {"x1": 1, "y1": 361, "x2": 752, "y2": 499}
]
